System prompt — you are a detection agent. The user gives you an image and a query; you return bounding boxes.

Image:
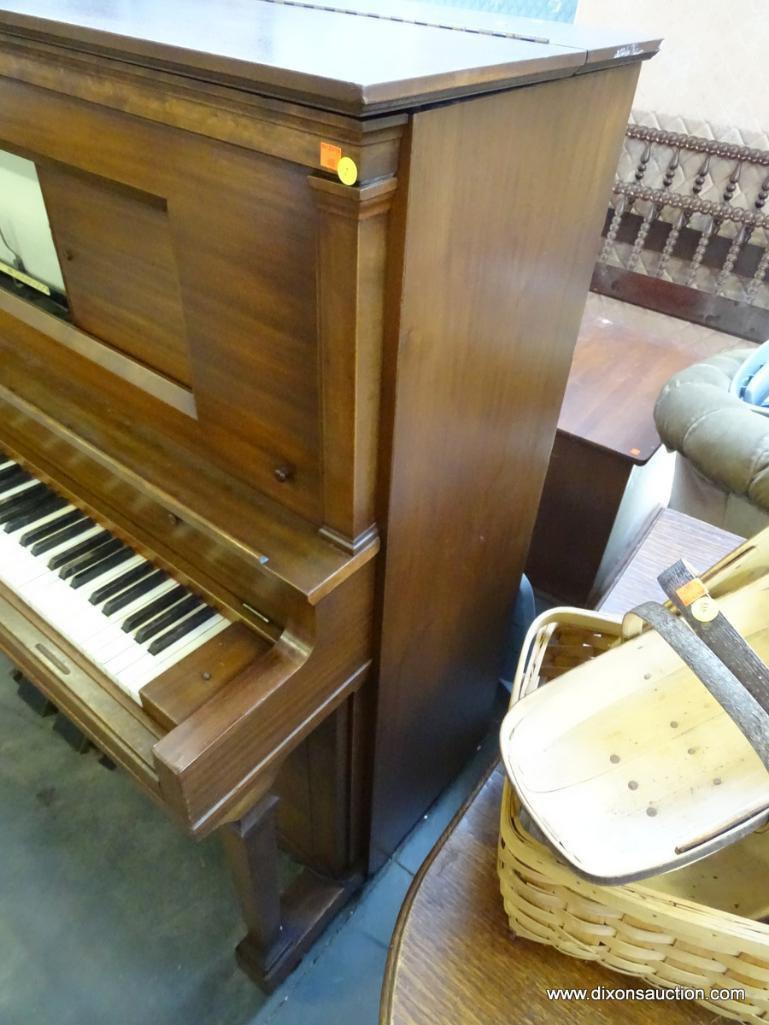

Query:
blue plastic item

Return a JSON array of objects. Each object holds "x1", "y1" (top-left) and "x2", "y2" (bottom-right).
[
  {"x1": 730, "y1": 339, "x2": 769, "y2": 415},
  {"x1": 499, "y1": 573, "x2": 536, "y2": 692}
]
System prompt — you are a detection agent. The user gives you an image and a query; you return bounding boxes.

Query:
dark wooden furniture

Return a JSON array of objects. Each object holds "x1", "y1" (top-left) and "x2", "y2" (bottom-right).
[
  {"x1": 0, "y1": 0, "x2": 656, "y2": 988},
  {"x1": 527, "y1": 120, "x2": 769, "y2": 605},
  {"x1": 526, "y1": 298, "x2": 736, "y2": 604},
  {"x1": 382, "y1": 509, "x2": 742, "y2": 1025}
]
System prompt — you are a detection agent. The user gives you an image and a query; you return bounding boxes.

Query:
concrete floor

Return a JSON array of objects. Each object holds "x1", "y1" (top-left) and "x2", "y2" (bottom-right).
[{"x1": 0, "y1": 654, "x2": 499, "y2": 1025}]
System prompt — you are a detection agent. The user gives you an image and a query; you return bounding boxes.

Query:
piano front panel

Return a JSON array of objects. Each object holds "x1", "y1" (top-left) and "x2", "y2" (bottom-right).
[{"x1": 0, "y1": 72, "x2": 325, "y2": 521}]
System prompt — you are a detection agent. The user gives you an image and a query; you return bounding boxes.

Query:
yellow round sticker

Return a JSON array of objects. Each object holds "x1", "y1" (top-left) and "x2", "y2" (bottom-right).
[{"x1": 337, "y1": 156, "x2": 358, "y2": 186}]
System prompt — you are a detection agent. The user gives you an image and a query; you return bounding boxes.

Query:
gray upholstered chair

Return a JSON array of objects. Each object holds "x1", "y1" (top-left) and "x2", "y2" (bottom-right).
[{"x1": 655, "y1": 349, "x2": 769, "y2": 536}]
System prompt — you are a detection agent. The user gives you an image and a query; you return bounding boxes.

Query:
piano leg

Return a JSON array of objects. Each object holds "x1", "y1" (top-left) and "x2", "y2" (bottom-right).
[{"x1": 223, "y1": 790, "x2": 362, "y2": 992}]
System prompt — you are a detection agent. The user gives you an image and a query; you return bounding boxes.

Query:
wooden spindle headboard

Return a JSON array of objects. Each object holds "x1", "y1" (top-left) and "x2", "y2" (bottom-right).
[{"x1": 593, "y1": 119, "x2": 769, "y2": 342}]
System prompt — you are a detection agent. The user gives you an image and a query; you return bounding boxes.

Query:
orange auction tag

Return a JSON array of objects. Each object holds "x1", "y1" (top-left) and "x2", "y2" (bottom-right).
[
  {"x1": 320, "y1": 141, "x2": 342, "y2": 171},
  {"x1": 676, "y1": 577, "x2": 707, "y2": 607}
]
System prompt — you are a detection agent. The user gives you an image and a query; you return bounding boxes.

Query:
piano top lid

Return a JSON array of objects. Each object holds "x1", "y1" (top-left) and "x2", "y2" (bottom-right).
[{"x1": 0, "y1": 0, "x2": 659, "y2": 116}]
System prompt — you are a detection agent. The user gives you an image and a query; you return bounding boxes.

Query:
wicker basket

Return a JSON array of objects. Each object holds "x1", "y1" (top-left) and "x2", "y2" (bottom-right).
[{"x1": 498, "y1": 607, "x2": 769, "y2": 1022}]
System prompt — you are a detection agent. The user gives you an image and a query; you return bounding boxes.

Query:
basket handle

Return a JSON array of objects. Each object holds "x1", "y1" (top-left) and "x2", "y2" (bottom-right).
[
  {"x1": 659, "y1": 559, "x2": 769, "y2": 713},
  {"x1": 631, "y1": 598, "x2": 769, "y2": 770}
]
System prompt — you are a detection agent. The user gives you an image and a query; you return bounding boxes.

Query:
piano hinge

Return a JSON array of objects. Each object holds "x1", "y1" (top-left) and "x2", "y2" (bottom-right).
[{"x1": 260, "y1": 0, "x2": 550, "y2": 43}]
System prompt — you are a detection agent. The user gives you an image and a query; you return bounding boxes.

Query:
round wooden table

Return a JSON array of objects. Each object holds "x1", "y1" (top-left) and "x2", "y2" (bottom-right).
[{"x1": 380, "y1": 767, "x2": 716, "y2": 1025}]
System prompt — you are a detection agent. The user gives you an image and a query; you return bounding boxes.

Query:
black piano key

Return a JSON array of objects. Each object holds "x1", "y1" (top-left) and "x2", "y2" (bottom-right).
[
  {"x1": 89, "y1": 563, "x2": 157, "y2": 607},
  {"x1": 121, "y1": 585, "x2": 188, "y2": 633},
  {"x1": 21, "y1": 509, "x2": 86, "y2": 547},
  {"x1": 0, "y1": 482, "x2": 50, "y2": 522},
  {"x1": 5, "y1": 494, "x2": 68, "y2": 534},
  {"x1": 0, "y1": 462, "x2": 27, "y2": 480},
  {"x1": 134, "y1": 594, "x2": 204, "y2": 645},
  {"x1": 30, "y1": 517, "x2": 94, "y2": 556},
  {"x1": 1, "y1": 486, "x2": 56, "y2": 524},
  {"x1": 99, "y1": 569, "x2": 167, "y2": 614},
  {"x1": 126, "y1": 588, "x2": 193, "y2": 639},
  {"x1": 148, "y1": 607, "x2": 217, "y2": 656},
  {"x1": 59, "y1": 537, "x2": 123, "y2": 580},
  {"x1": 69, "y1": 547, "x2": 134, "y2": 590},
  {"x1": 0, "y1": 464, "x2": 29, "y2": 490},
  {"x1": 47, "y1": 530, "x2": 112, "y2": 571},
  {"x1": 0, "y1": 475, "x2": 37, "y2": 503}
]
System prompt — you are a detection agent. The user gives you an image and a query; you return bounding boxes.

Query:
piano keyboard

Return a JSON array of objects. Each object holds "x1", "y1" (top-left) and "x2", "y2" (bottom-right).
[{"x1": 0, "y1": 454, "x2": 229, "y2": 703}]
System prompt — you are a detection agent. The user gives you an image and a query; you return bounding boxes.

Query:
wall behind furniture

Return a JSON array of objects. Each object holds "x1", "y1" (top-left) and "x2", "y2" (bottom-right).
[
  {"x1": 576, "y1": 0, "x2": 769, "y2": 134},
  {"x1": 0, "y1": 150, "x2": 64, "y2": 291},
  {"x1": 405, "y1": 0, "x2": 576, "y2": 20}
]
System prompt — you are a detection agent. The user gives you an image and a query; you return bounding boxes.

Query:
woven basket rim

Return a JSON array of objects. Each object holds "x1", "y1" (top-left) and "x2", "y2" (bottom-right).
[{"x1": 501, "y1": 764, "x2": 769, "y2": 953}]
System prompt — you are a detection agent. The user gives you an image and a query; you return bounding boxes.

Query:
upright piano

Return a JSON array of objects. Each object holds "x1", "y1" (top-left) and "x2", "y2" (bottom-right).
[{"x1": 0, "y1": 0, "x2": 657, "y2": 988}]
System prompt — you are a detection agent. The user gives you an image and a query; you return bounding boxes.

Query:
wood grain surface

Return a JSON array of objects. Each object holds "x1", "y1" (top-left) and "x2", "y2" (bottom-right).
[
  {"x1": 0, "y1": 4, "x2": 655, "y2": 984},
  {"x1": 526, "y1": 436, "x2": 636, "y2": 605},
  {"x1": 0, "y1": 0, "x2": 658, "y2": 115},
  {"x1": 381, "y1": 768, "x2": 715, "y2": 1025},
  {"x1": 38, "y1": 163, "x2": 192, "y2": 386},
  {"x1": 559, "y1": 294, "x2": 738, "y2": 464},
  {"x1": 369, "y1": 62, "x2": 641, "y2": 867},
  {"x1": 599, "y1": 509, "x2": 743, "y2": 616},
  {"x1": 526, "y1": 296, "x2": 739, "y2": 604}
]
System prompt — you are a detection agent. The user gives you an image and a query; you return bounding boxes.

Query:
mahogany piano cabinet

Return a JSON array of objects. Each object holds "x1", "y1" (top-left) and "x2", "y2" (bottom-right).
[{"x1": 0, "y1": 0, "x2": 657, "y2": 988}]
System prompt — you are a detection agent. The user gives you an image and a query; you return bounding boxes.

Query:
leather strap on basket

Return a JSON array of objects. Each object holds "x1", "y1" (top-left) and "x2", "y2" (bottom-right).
[{"x1": 630, "y1": 599, "x2": 769, "y2": 770}]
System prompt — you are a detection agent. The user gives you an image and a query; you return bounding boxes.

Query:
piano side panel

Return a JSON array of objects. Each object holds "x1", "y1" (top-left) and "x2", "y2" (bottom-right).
[
  {"x1": 0, "y1": 74, "x2": 322, "y2": 520},
  {"x1": 369, "y1": 63, "x2": 642, "y2": 866}
]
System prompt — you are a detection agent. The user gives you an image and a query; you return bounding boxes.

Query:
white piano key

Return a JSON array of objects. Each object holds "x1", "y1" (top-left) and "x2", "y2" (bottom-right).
[
  {"x1": 102, "y1": 601, "x2": 204, "y2": 675},
  {"x1": 117, "y1": 616, "x2": 228, "y2": 696},
  {"x1": 83, "y1": 555, "x2": 149, "y2": 598},
  {"x1": 0, "y1": 478, "x2": 39, "y2": 501},
  {"x1": 104, "y1": 579, "x2": 177, "y2": 623},
  {"x1": 39, "y1": 525, "x2": 105, "y2": 562},
  {"x1": 8, "y1": 526, "x2": 104, "y2": 588},
  {"x1": 0, "y1": 467, "x2": 232, "y2": 704},
  {"x1": 83, "y1": 581, "x2": 179, "y2": 659}
]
